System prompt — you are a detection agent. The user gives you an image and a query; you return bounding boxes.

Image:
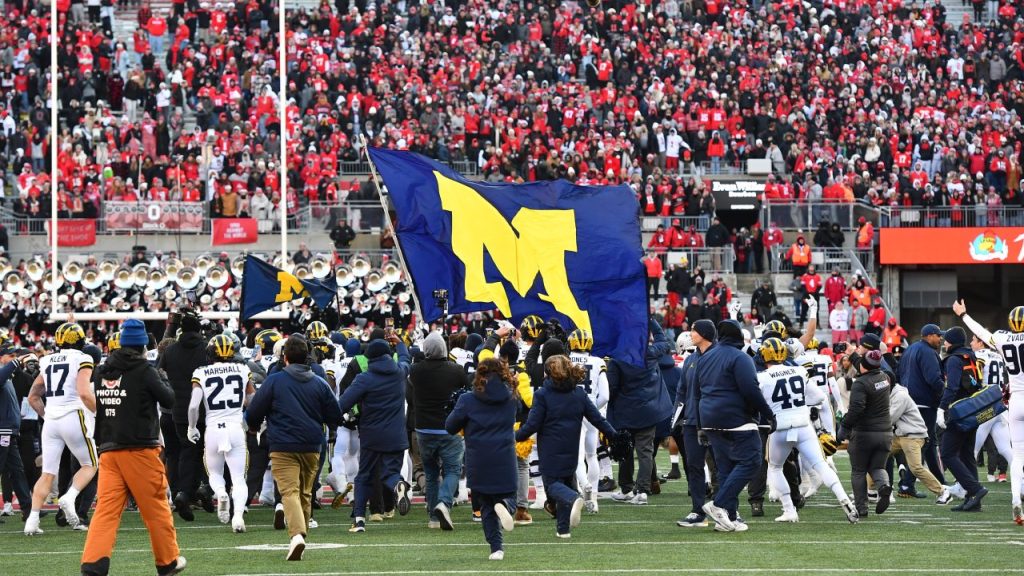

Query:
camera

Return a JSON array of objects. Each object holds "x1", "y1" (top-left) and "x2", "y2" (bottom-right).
[{"x1": 432, "y1": 289, "x2": 448, "y2": 300}]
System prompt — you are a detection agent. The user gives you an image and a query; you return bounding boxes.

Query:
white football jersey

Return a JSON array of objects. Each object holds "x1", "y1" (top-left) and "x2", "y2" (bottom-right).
[
  {"x1": 758, "y1": 364, "x2": 825, "y2": 430},
  {"x1": 974, "y1": 342, "x2": 1007, "y2": 387},
  {"x1": 258, "y1": 354, "x2": 276, "y2": 374},
  {"x1": 518, "y1": 341, "x2": 532, "y2": 363},
  {"x1": 191, "y1": 362, "x2": 252, "y2": 426},
  {"x1": 321, "y1": 359, "x2": 340, "y2": 393},
  {"x1": 39, "y1": 349, "x2": 95, "y2": 418},
  {"x1": 569, "y1": 352, "x2": 608, "y2": 407},
  {"x1": 796, "y1": 352, "x2": 833, "y2": 389},
  {"x1": 989, "y1": 331, "x2": 1024, "y2": 394},
  {"x1": 449, "y1": 347, "x2": 476, "y2": 375}
]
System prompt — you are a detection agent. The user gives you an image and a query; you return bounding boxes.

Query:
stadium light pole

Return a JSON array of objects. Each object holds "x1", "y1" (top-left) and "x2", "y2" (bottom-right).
[
  {"x1": 49, "y1": 0, "x2": 59, "y2": 318},
  {"x1": 278, "y1": 1, "x2": 287, "y2": 271}
]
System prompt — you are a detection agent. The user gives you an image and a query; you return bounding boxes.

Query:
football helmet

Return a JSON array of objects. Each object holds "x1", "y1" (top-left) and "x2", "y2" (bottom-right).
[
  {"x1": 520, "y1": 315, "x2": 544, "y2": 340},
  {"x1": 568, "y1": 329, "x2": 593, "y2": 353},
  {"x1": 107, "y1": 331, "x2": 121, "y2": 352},
  {"x1": 55, "y1": 322, "x2": 86, "y2": 349},
  {"x1": 256, "y1": 329, "x2": 282, "y2": 355},
  {"x1": 676, "y1": 331, "x2": 694, "y2": 352},
  {"x1": 1010, "y1": 306, "x2": 1024, "y2": 333},
  {"x1": 208, "y1": 334, "x2": 236, "y2": 361},
  {"x1": 818, "y1": 432, "x2": 839, "y2": 456},
  {"x1": 764, "y1": 320, "x2": 788, "y2": 340},
  {"x1": 760, "y1": 337, "x2": 787, "y2": 364},
  {"x1": 305, "y1": 321, "x2": 329, "y2": 341}
]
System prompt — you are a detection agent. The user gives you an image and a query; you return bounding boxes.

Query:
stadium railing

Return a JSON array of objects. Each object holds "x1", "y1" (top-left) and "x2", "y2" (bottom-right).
[
  {"x1": 760, "y1": 200, "x2": 882, "y2": 231},
  {"x1": 768, "y1": 246, "x2": 874, "y2": 277},
  {"x1": 878, "y1": 206, "x2": 1024, "y2": 227},
  {"x1": 663, "y1": 247, "x2": 735, "y2": 275},
  {"x1": 338, "y1": 159, "x2": 480, "y2": 177}
]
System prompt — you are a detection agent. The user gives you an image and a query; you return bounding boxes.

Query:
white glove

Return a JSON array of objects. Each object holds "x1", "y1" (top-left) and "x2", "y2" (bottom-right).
[
  {"x1": 936, "y1": 408, "x2": 947, "y2": 430},
  {"x1": 187, "y1": 427, "x2": 201, "y2": 444},
  {"x1": 728, "y1": 300, "x2": 742, "y2": 319},
  {"x1": 805, "y1": 297, "x2": 818, "y2": 316}
]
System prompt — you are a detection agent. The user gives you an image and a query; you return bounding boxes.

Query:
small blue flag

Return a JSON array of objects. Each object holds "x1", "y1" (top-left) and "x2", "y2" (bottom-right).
[
  {"x1": 241, "y1": 255, "x2": 337, "y2": 320},
  {"x1": 368, "y1": 148, "x2": 648, "y2": 365}
]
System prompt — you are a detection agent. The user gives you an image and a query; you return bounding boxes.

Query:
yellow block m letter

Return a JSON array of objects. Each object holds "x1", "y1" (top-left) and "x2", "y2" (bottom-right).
[
  {"x1": 275, "y1": 271, "x2": 309, "y2": 303},
  {"x1": 436, "y1": 172, "x2": 591, "y2": 333}
]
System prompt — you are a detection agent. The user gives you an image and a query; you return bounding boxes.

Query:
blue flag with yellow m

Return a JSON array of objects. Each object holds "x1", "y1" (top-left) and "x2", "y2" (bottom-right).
[
  {"x1": 240, "y1": 255, "x2": 337, "y2": 320},
  {"x1": 368, "y1": 148, "x2": 648, "y2": 365}
]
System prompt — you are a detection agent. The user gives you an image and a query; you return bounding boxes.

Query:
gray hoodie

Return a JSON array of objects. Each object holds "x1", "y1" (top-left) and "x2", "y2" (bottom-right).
[
  {"x1": 422, "y1": 332, "x2": 447, "y2": 360},
  {"x1": 889, "y1": 384, "x2": 927, "y2": 438}
]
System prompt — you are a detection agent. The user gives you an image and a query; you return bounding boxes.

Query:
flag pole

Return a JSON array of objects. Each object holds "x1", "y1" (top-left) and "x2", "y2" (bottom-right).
[{"x1": 358, "y1": 135, "x2": 425, "y2": 324}]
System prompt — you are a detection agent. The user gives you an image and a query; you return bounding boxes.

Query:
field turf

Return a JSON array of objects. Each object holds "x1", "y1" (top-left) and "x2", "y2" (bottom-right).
[{"x1": 3, "y1": 453, "x2": 1024, "y2": 575}]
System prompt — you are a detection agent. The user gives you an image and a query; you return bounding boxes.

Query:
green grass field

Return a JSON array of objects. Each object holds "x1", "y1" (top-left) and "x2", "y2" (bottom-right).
[{"x1": 3, "y1": 453, "x2": 1024, "y2": 576}]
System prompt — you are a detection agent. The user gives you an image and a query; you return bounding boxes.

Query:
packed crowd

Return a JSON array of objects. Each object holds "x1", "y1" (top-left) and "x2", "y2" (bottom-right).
[
  {"x1": 5, "y1": 0, "x2": 287, "y2": 230},
  {"x1": 284, "y1": 0, "x2": 1024, "y2": 216}
]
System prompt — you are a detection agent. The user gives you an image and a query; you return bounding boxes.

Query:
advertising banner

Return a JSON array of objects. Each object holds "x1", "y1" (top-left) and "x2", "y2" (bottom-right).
[
  {"x1": 104, "y1": 202, "x2": 205, "y2": 231},
  {"x1": 880, "y1": 227, "x2": 1024, "y2": 264}
]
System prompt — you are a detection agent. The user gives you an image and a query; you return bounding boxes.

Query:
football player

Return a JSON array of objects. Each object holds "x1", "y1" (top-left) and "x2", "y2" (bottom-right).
[
  {"x1": 953, "y1": 300, "x2": 1024, "y2": 523},
  {"x1": 254, "y1": 329, "x2": 283, "y2": 373},
  {"x1": 187, "y1": 334, "x2": 255, "y2": 533},
  {"x1": 757, "y1": 338, "x2": 858, "y2": 524},
  {"x1": 568, "y1": 329, "x2": 608, "y2": 513},
  {"x1": 518, "y1": 315, "x2": 544, "y2": 362},
  {"x1": 328, "y1": 339, "x2": 361, "y2": 508},
  {"x1": 25, "y1": 323, "x2": 97, "y2": 534},
  {"x1": 971, "y1": 333, "x2": 1012, "y2": 480}
]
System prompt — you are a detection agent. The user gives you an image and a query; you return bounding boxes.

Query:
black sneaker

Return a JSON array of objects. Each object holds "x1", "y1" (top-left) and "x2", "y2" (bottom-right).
[
  {"x1": 956, "y1": 487, "x2": 988, "y2": 512},
  {"x1": 750, "y1": 501, "x2": 764, "y2": 517},
  {"x1": 197, "y1": 484, "x2": 216, "y2": 514},
  {"x1": 395, "y1": 481, "x2": 412, "y2": 516},
  {"x1": 348, "y1": 519, "x2": 365, "y2": 533},
  {"x1": 662, "y1": 465, "x2": 682, "y2": 481},
  {"x1": 173, "y1": 492, "x2": 195, "y2": 522},
  {"x1": 56, "y1": 509, "x2": 68, "y2": 527},
  {"x1": 793, "y1": 494, "x2": 806, "y2": 510},
  {"x1": 597, "y1": 478, "x2": 617, "y2": 493},
  {"x1": 311, "y1": 498, "x2": 322, "y2": 510},
  {"x1": 875, "y1": 485, "x2": 893, "y2": 515},
  {"x1": 543, "y1": 500, "x2": 557, "y2": 519}
]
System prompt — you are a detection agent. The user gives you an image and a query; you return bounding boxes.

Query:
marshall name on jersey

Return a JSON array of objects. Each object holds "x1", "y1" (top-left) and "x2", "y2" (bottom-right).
[
  {"x1": 757, "y1": 364, "x2": 825, "y2": 431},
  {"x1": 191, "y1": 362, "x2": 252, "y2": 425},
  {"x1": 39, "y1": 350, "x2": 95, "y2": 418}
]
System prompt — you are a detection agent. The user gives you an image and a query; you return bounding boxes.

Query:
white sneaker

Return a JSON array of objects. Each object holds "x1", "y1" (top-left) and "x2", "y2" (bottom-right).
[
  {"x1": 232, "y1": 516, "x2": 246, "y2": 533},
  {"x1": 1, "y1": 502, "x2": 12, "y2": 516},
  {"x1": 427, "y1": 520, "x2": 441, "y2": 529},
  {"x1": 489, "y1": 550, "x2": 505, "y2": 560},
  {"x1": 936, "y1": 488, "x2": 954, "y2": 505},
  {"x1": 495, "y1": 502, "x2": 515, "y2": 532},
  {"x1": 841, "y1": 499, "x2": 859, "y2": 524},
  {"x1": 529, "y1": 491, "x2": 547, "y2": 509},
  {"x1": 949, "y1": 484, "x2": 968, "y2": 499},
  {"x1": 569, "y1": 497, "x2": 584, "y2": 528},
  {"x1": 628, "y1": 492, "x2": 648, "y2": 505},
  {"x1": 166, "y1": 556, "x2": 187, "y2": 575},
  {"x1": 24, "y1": 515, "x2": 43, "y2": 536},
  {"x1": 58, "y1": 495, "x2": 81, "y2": 529},
  {"x1": 286, "y1": 534, "x2": 305, "y2": 561},
  {"x1": 216, "y1": 493, "x2": 230, "y2": 524},
  {"x1": 774, "y1": 511, "x2": 799, "y2": 522},
  {"x1": 258, "y1": 494, "x2": 275, "y2": 507},
  {"x1": 732, "y1": 520, "x2": 749, "y2": 532},
  {"x1": 988, "y1": 474, "x2": 997, "y2": 483},
  {"x1": 702, "y1": 501, "x2": 736, "y2": 532},
  {"x1": 308, "y1": 518, "x2": 318, "y2": 529},
  {"x1": 611, "y1": 491, "x2": 634, "y2": 502},
  {"x1": 73, "y1": 524, "x2": 89, "y2": 532},
  {"x1": 555, "y1": 532, "x2": 571, "y2": 539}
]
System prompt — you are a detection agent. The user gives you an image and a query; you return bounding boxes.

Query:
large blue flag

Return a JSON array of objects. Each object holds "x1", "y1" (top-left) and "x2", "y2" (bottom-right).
[
  {"x1": 240, "y1": 255, "x2": 337, "y2": 320},
  {"x1": 368, "y1": 148, "x2": 648, "y2": 365}
]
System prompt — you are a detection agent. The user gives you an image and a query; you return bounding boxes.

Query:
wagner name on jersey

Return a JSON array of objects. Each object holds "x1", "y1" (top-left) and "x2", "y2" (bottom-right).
[
  {"x1": 992, "y1": 330, "x2": 1024, "y2": 394},
  {"x1": 191, "y1": 362, "x2": 252, "y2": 425},
  {"x1": 757, "y1": 364, "x2": 825, "y2": 430},
  {"x1": 39, "y1": 349, "x2": 95, "y2": 418},
  {"x1": 976, "y1": 345, "x2": 1008, "y2": 389},
  {"x1": 569, "y1": 352, "x2": 607, "y2": 403}
]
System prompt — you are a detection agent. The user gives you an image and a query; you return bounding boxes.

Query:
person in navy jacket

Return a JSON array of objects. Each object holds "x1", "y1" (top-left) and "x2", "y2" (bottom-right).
[
  {"x1": 938, "y1": 326, "x2": 988, "y2": 511},
  {"x1": 897, "y1": 324, "x2": 948, "y2": 491},
  {"x1": 674, "y1": 319, "x2": 718, "y2": 527},
  {"x1": 515, "y1": 355, "x2": 617, "y2": 538},
  {"x1": 606, "y1": 318, "x2": 673, "y2": 503},
  {"x1": 694, "y1": 319, "x2": 776, "y2": 532},
  {"x1": 338, "y1": 334, "x2": 413, "y2": 533},
  {"x1": 445, "y1": 358, "x2": 520, "y2": 560}
]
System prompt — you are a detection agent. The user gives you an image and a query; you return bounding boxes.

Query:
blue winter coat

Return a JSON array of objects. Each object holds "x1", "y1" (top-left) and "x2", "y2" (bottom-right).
[
  {"x1": 445, "y1": 373, "x2": 518, "y2": 494},
  {"x1": 898, "y1": 340, "x2": 944, "y2": 408},
  {"x1": 656, "y1": 354, "x2": 681, "y2": 438},
  {"x1": 0, "y1": 361, "x2": 21, "y2": 435},
  {"x1": 246, "y1": 364, "x2": 342, "y2": 453},
  {"x1": 694, "y1": 335, "x2": 774, "y2": 430},
  {"x1": 338, "y1": 343, "x2": 411, "y2": 452},
  {"x1": 606, "y1": 319, "x2": 674, "y2": 430},
  {"x1": 515, "y1": 379, "x2": 616, "y2": 478}
]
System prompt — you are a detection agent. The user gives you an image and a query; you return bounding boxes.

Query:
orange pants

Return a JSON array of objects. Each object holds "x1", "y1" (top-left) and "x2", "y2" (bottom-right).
[{"x1": 81, "y1": 447, "x2": 180, "y2": 575}]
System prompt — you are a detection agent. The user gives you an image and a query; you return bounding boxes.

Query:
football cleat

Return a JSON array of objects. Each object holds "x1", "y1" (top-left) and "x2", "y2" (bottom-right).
[
  {"x1": 1014, "y1": 506, "x2": 1024, "y2": 526},
  {"x1": 58, "y1": 494, "x2": 81, "y2": 529},
  {"x1": 23, "y1": 515, "x2": 43, "y2": 536},
  {"x1": 349, "y1": 519, "x2": 365, "y2": 533},
  {"x1": 232, "y1": 517, "x2": 246, "y2": 533},
  {"x1": 841, "y1": 499, "x2": 859, "y2": 524},
  {"x1": 216, "y1": 493, "x2": 230, "y2": 524},
  {"x1": 774, "y1": 511, "x2": 799, "y2": 523}
]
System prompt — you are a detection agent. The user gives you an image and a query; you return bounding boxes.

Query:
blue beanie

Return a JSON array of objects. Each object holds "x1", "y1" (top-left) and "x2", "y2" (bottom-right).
[
  {"x1": 330, "y1": 332, "x2": 346, "y2": 345},
  {"x1": 120, "y1": 319, "x2": 149, "y2": 347},
  {"x1": 465, "y1": 333, "x2": 483, "y2": 352},
  {"x1": 365, "y1": 339, "x2": 391, "y2": 360},
  {"x1": 344, "y1": 339, "x2": 362, "y2": 358},
  {"x1": 943, "y1": 326, "x2": 966, "y2": 347}
]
